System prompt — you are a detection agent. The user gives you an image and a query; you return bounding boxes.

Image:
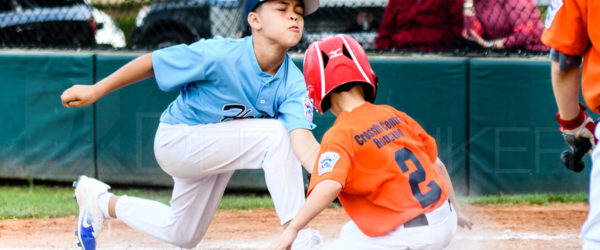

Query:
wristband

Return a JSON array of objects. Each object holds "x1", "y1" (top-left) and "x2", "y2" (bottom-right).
[{"x1": 557, "y1": 103, "x2": 588, "y2": 130}]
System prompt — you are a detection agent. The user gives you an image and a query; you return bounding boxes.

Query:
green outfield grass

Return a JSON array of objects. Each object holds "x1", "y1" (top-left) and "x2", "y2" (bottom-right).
[
  {"x1": 0, "y1": 185, "x2": 588, "y2": 219},
  {"x1": 0, "y1": 185, "x2": 276, "y2": 219},
  {"x1": 461, "y1": 192, "x2": 588, "y2": 205}
]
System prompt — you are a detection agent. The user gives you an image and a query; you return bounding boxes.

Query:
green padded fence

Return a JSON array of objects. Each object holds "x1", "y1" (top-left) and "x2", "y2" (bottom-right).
[
  {"x1": 0, "y1": 53, "x2": 95, "y2": 182},
  {"x1": 468, "y1": 58, "x2": 590, "y2": 195},
  {"x1": 0, "y1": 52, "x2": 593, "y2": 195},
  {"x1": 91, "y1": 56, "x2": 469, "y2": 190}
]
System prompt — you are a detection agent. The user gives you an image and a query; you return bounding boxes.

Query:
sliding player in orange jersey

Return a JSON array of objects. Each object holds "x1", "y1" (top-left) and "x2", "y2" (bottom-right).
[{"x1": 269, "y1": 34, "x2": 472, "y2": 250}]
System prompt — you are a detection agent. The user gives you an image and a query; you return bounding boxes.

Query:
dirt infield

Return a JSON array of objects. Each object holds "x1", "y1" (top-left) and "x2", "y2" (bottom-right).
[{"x1": 0, "y1": 203, "x2": 588, "y2": 249}]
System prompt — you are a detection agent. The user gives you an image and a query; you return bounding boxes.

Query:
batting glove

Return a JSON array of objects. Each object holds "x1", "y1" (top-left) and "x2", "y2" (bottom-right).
[{"x1": 557, "y1": 103, "x2": 596, "y2": 152}]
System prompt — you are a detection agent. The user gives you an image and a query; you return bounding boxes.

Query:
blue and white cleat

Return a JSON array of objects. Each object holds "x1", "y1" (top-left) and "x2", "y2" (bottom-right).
[{"x1": 73, "y1": 175, "x2": 110, "y2": 250}]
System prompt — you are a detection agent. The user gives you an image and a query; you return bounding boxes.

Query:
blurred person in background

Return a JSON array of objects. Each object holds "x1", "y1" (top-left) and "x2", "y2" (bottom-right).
[
  {"x1": 462, "y1": 0, "x2": 548, "y2": 51},
  {"x1": 375, "y1": 0, "x2": 463, "y2": 51},
  {"x1": 343, "y1": 9, "x2": 379, "y2": 33}
]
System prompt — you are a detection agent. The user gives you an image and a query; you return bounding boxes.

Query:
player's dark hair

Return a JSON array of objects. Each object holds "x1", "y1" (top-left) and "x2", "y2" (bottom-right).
[
  {"x1": 321, "y1": 81, "x2": 374, "y2": 112},
  {"x1": 242, "y1": 1, "x2": 266, "y2": 37}
]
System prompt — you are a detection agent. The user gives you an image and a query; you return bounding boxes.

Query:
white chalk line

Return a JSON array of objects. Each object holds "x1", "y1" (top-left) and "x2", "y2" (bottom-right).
[
  {"x1": 196, "y1": 230, "x2": 579, "y2": 249},
  {"x1": 2, "y1": 230, "x2": 577, "y2": 249},
  {"x1": 191, "y1": 230, "x2": 580, "y2": 249},
  {"x1": 454, "y1": 229, "x2": 578, "y2": 241}
]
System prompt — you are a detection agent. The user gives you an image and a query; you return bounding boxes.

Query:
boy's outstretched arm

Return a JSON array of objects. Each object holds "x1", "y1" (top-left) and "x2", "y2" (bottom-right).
[
  {"x1": 269, "y1": 179, "x2": 342, "y2": 250},
  {"x1": 434, "y1": 158, "x2": 473, "y2": 230},
  {"x1": 61, "y1": 53, "x2": 154, "y2": 108},
  {"x1": 289, "y1": 129, "x2": 320, "y2": 174}
]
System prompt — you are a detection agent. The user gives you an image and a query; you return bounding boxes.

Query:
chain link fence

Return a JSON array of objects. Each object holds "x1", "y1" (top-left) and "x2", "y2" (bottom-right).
[{"x1": 0, "y1": 0, "x2": 550, "y2": 55}]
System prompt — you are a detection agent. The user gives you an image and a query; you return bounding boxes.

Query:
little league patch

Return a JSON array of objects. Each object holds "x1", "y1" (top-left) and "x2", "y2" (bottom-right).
[
  {"x1": 304, "y1": 97, "x2": 314, "y2": 122},
  {"x1": 544, "y1": 0, "x2": 563, "y2": 28},
  {"x1": 318, "y1": 152, "x2": 340, "y2": 176}
]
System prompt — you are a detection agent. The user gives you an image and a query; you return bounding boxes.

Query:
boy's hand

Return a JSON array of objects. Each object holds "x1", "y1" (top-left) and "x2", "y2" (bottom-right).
[
  {"x1": 457, "y1": 212, "x2": 473, "y2": 230},
  {"x1": 268, "y1": 227, "x2": 298, "y2": 250},
  {"x1": 61, "y1": 84, "x2": 102, "y2": 108}
]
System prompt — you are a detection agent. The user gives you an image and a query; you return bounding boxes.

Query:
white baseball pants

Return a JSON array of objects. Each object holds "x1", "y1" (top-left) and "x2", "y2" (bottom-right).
[
  {"x1": 113, "y1": 119, "x2": 305, "y2": 248},
  {"x1": 582, "y1": 124, "x2": 600, "y2": 249},
  {"x1": 323, "y1": 201, "x2": 457, "y2": 250}
]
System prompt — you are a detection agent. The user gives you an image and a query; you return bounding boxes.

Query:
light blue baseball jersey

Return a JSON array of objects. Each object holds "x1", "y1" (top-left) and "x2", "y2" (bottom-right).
[{"x1": 152, "y1": 36, "x2": 316, "y2": 132}]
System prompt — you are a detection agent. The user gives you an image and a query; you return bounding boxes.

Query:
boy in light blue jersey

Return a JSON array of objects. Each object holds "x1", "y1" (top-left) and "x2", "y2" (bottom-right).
[
  {"x1": 61, "y1": 0, "x2": 322, "y2": 249},
  {"x1": 153, "y1": 36, "x2": 312, "y2": 130}
]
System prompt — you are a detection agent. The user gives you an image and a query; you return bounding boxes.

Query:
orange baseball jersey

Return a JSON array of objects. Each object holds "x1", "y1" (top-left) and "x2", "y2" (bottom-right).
[
  {"x1": 542, "y1": 0, "x2": 600, "y2": 112},
  {"x1": 307, "y1": 102, "x2": 450, "y2": 237}
]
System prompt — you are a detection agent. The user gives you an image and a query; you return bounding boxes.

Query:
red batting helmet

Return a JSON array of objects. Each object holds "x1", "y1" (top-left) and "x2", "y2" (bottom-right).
[{"x1": 303, "y1": 34, "x2": 377, "y2": 114}]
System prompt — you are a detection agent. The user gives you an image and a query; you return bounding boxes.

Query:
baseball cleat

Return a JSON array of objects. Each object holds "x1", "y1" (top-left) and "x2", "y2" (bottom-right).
[{"x1": 74, "y1": 175, "x2": 110, "y2": 250}]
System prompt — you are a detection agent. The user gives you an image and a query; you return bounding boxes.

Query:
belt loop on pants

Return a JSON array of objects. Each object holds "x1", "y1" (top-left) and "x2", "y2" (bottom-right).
[
  {"x1": 404, "y1": 199, "x2": 452, "y2": 228},
  {"x1": 404, "y1": 213, "x2": 428, "y2": 228}
]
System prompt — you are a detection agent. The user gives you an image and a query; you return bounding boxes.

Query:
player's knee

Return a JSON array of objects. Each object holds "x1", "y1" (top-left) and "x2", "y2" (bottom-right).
[
  {"x1": 178, "y1": 240, "x2": 200, "y2": 249},
  {"x1": 173, "y1": 235, "x2": 201, "y2": 249},
  {"x1": 168, "y1": 219, "x2": 207, "y2": 248}
]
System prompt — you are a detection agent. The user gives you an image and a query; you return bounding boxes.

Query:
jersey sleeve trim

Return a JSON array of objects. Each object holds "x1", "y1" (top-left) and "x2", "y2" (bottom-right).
[{"x1": 542, "y1": 34, "x2": 588, "y2": 56}]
